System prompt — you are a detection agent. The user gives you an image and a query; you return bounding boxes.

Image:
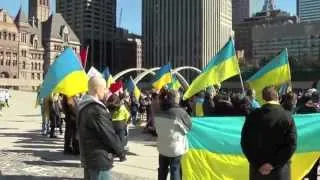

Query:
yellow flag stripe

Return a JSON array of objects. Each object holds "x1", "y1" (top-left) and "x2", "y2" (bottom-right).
[
  {"x1": 53, "y1": 70, "x2": 88, "y2": 97},
  {"x1": 182, "y1": 149, "x2": 320, "y2": 180},
  {"x1": 248, "y1": 64, "x2": 291, "y2": 103},
  {"x1": 183, "y1": 55, "x2": 239, "y2": 100}
]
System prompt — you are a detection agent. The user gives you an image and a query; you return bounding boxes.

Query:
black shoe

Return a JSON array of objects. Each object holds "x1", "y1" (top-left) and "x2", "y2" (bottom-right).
[
  {"x1": 119, "y1": 156, "x2": 127, "y2": 162},
  {"x1": 50, "y1": 135, "x2": 57, "y2": 138},
  {"x1": 64, "y1": 148, "x2": 73, "y2": 155}
]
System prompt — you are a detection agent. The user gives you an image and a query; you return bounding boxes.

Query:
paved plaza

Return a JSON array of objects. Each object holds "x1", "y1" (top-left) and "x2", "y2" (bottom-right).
[{"x1": 0, "y1": 91, "x2": 158, "y2": 180}]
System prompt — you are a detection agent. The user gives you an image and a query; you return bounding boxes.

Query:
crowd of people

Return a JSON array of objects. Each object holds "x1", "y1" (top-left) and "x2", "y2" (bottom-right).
[{"x1": 38, "y1": 76, "x2": 320, "y2": 180}]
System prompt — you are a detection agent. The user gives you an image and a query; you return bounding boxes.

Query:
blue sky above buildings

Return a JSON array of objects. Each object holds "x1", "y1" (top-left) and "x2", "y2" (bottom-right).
[{"x1": 1, "y1": 0, "x2": 296, "y2": 35}]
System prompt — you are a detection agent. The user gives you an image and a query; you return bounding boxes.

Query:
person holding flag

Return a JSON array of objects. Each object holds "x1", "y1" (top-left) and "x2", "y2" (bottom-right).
[
  {"x1": 152, "y1": 64, "x2": 173, "y2": 91},
  {"x1": 183, "y1": 38, "x2": 240, "y2": 100},
  {"x1": 126, "y1": 77, "x2": 141, "y2": 126},
  {"x1": 102, "y1": 67, "x2": 114, "y2": 89},
  {"x1": 246, "y1": 49, "x2": 291, "y2": 104}
]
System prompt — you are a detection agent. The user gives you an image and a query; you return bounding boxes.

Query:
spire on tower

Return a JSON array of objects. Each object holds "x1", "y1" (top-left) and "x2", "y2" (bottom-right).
[{"x1": 262, "y1": 0, "x2": 276, "y2": 12}]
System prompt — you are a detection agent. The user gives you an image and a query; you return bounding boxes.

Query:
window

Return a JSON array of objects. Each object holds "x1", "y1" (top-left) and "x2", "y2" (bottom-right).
[
  {"x1": 64, "y1": 33, "x2": 69, "y2": 42},
  {"x1": 13, "y1": 34, "x2": 16, "y2": 41},
  {"x1": 3, "y1": 14, "x2": 7, "y2": 22},
  {"x1": 31, "y1": 73, "x2": 35, "y2": 80},
  {"x1": 3, "y1": 32, "x2": 7, "y2": 40},
  {"x1": 12, "y1": 53, "x2": 17, "y2": 61},
  {"x1": 38, "y1": 63, "x2": 41, "y2": 70},
  {"x1": 22, "y1": 61, "x2": 26, "y2": 69},
  {"x1": 21, "y1": 33, "x2": 27, "y2": 43},
  {"x1": 0, "y1": 60, "x2": 3, "y2": 66},
  {"x1": 8, "y1": 33, "x2": 11, "y2": 41},
  {"x1": 0, "y1": 32, "x2": 2, "y2": 39},
  {"x1": 6, "y1": 52, "x2": 10, "y2": 60},
  {"x1": 0, "y1": 51, "x2": 3, "y2": 60},
  {"x1": 21, "y1": 50, "x2": 27, "y2": 57},
  {"x1": 37, "y1": 73, "x2": 41, "y2": 80},
  {"x1": 31, "y1": 62, "x2": 34, "y2": 70},
  {"x1": 34, "y1": 40, "x2": 38, "y2": 49}
]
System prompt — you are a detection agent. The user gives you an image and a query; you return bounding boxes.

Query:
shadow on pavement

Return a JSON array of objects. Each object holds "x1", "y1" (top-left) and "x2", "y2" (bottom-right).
[
  {"x1": 0, "y1": 129, "x2": 80, "y2": 167},
  {"x1": 128, "y1": 126, "x2": 157, "y2": 143},
  {"x1": 17, "y1": 114, "x2": 41, "y2": 117},
  {"x1": 0, "y1": 128, "x2": 19, "y2": 130},
  {"x1": 0, "y1": 175, "x2": 81, "y2": 180},
  {"x1": 2, "y1": 149, "x2": 79, "y2": 162},
  {"x1": 23, "y1": 161, "x2": 81, "y2": 168}
]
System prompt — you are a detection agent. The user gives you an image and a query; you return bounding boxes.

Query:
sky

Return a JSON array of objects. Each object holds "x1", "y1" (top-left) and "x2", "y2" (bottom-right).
[{"x1": 0, "y1": 0, "x2": 295, "y2": 35}]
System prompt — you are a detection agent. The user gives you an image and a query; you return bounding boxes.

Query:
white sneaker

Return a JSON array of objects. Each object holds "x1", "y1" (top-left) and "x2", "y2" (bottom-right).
[{"x1": 128, "y1": 123, "x2": 136, "y2": 128}]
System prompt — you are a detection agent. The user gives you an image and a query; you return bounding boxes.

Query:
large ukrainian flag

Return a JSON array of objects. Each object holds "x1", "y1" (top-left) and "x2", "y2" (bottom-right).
[
  {"x1": 247, "y1": 49, "x2": 291, "y2": 103},
  {"x1": 152, "y1": 64, "x2": 172, "y2": 90},
  {"x1": 182, "y1": 114, "x2": 320, "y2": 180},
  {"x1": 127, "y1": 77, "x2": 141, "y2": 100},
  {"x1": 183, "y1": 39, "x2": 239, "y2": 100},
  {"x1": 39, "y1": 48, "x2": 88, "y2": 99}
]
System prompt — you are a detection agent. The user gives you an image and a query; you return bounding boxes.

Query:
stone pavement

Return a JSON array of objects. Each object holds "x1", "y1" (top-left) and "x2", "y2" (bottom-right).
[{"x1": 0, "y1": 91, "x2": 158, "y2": 180}]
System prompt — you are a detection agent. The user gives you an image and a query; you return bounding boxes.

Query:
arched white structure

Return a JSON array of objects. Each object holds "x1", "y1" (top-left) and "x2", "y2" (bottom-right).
[
  {"x1": 113, "y1": 68, "x2": 149, "y2": 81},
  {"x1": 172, "y1": 66, "x2": 202, "y2": 88},
  {"x1": 172, "y1": 66, "x2": 201, "y2": 74},
  {"x1": 133, "y1": 66, "x2": 202, "y2": 89},
  {"x1": 133, "y1": 67, "x2": 160, "y2": 84}
]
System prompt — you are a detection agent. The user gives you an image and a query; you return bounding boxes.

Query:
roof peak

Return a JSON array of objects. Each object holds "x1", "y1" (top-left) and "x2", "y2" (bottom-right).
[{"x1": 15, "y1": 7, "x2": 28, "y2": 24}]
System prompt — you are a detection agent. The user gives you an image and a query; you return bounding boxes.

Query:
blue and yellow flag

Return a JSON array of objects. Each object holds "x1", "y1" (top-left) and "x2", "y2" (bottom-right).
[
  {"x1": 127, "y1": 77, "x2": 141, "y2": 100},
  {"x1": 183, "y1": 39, "x2": 240, "y2": 100},
  {"x1": 168, "y1": 76, "x2": 182, "y2": 91},
  {"x1": 247, "y1": 49, "x2": 291, "y2": 103},
  {"x1": 102, "y1": 67, "x2": 114, "y2": 88},
  {"x1": 182, "y1": 114, "x2": 320, "y2": 180},
  {"x1": 152, "y1": 64, "x2": 172, "y2": 90},
  {"x1": 39, "y1": 48, "x2": 88, "y2": 99}
]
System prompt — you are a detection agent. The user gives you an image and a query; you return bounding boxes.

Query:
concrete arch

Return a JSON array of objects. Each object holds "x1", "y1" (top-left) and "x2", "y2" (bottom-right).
[
  {"x1": 172, "y1": 66, "x2": 201, "y2": 75},
  {"x1": 172, "y1": 66, "x2": 202, "y2": 88},
  {"x1": 133, "y1": 66, "x2": 201, "y2": 89},
  {"x1": 113, "y1": 68, "x2": 149, "y2": 81},
  {"x1": 133, "y1": 67, "x2": 160, "y2": 84}
]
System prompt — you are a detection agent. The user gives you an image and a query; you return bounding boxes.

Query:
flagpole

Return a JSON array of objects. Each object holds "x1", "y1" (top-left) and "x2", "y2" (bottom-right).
[
  {"x1": 286, "y1": 48, "x2": 293, "y2": 92},
  {"x1": 238, "y1": 63, "x2": 246, "y2": 95},
  {"x1": 84, "y1": 45, "x2": 89, "y2": 69},
  {"x1": 230, "y1": 33, "x2": 246, "y2": 95}
]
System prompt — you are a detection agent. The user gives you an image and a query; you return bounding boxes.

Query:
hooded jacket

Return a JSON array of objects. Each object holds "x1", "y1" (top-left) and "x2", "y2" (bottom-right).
[
  {"x1": 78, "y1": 95, "x2": 123, "y2": 170},
  {"x1": 155, "y1": 105, "x2": 192, "y2": 157}
]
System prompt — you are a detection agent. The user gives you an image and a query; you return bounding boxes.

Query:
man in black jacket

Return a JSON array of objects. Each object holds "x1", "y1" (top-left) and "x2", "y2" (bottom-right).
[
  {"x1": 78, "y1": 76, "x2": 123, "y2": 180},
  {"x1": 241, "y1": 86, "x2": 297, "y2": 180}
]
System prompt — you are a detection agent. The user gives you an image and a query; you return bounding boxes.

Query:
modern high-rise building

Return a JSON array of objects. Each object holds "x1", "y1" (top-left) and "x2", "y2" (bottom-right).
[
  {"x1": 232, "y1": 0, "x2": 250, "y2": 25},
  {"x1": 232, "y1": 0, "x2": 264, "y2": 25},
  {"x1": 297, "y1": 0, "x2": 320, "y2": 22},
  {"x1": 143, "y1": 0, "x2": 232, "y2": 76},
  {"x1": 56, "y1": 0, "x2": 116, "y2": 71}
]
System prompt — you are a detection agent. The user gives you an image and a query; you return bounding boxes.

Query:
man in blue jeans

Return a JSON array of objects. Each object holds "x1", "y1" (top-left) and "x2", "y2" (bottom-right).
[{"x1": 155, "y1": 89, "x2": 192, "y2": 180}]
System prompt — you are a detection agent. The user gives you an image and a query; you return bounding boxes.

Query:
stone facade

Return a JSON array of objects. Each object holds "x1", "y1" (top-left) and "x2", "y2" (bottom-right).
[{"x1": 0, "y1": 0, "x2": 80, "y2": 89}]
